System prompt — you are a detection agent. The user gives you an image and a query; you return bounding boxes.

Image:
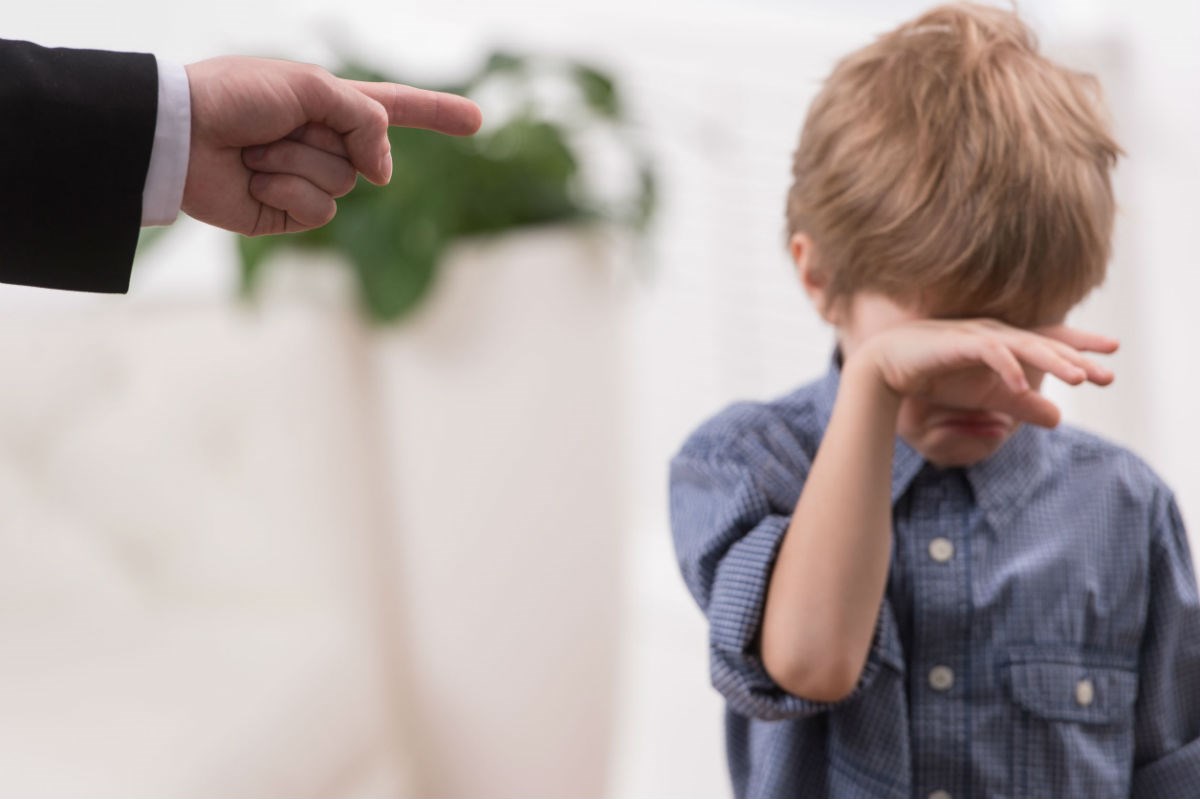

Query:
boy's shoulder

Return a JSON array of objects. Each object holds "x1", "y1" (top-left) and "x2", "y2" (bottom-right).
[
  {"x1": 674, "y1": 372, "x2": 833, "y2": 466},
  {"x1": 1041, "y1": 422, "x2": 1175, "y2": 507}
]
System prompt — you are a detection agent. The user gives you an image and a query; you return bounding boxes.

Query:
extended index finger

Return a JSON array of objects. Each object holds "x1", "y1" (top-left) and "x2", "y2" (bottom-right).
[{"x1": 344, "y1": 80, "x2": 483, "y2": 136}]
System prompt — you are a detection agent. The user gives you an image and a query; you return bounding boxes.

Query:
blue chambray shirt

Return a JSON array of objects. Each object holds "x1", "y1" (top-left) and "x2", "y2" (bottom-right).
[{"x1": 669, "y1": 353, "x2": 1200, "y2": 799}]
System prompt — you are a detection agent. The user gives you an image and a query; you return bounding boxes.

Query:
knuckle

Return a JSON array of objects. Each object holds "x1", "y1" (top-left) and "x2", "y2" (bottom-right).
[
  {"x1": 981, "y1": 339, "x2": 1008, "y2": 358},
  {"x1": 297, "y1": 63, "x2": 334, "y2": 99},
  {"x1": 972, "y1": 334, "x2": 997, "y2": 350},
  {"x1": 302, "y1": 62, "x2": 330, "y2": 83},
  {"x1": 370, "y1": 102, "x2": 390, "y2": 131}
]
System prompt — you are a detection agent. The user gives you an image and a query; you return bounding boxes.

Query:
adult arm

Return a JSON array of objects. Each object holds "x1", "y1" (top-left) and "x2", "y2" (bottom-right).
[
  {"x1": 0, "y1": 38, "x2": 157, "y2": 292},
  {"x1": 0, "y1": 42, "x2": 482, "y2": 293}
]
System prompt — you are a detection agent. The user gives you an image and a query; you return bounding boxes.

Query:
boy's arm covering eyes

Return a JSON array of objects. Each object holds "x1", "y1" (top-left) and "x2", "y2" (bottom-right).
[{"x1": 1130, "y1": 490, "x2": 1200, "y2": 797}]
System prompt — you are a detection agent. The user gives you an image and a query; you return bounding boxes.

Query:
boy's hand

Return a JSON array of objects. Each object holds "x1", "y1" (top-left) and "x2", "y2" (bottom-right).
[{"x1": 853, "y1": 319, "x2": 1119, "y2": 428}]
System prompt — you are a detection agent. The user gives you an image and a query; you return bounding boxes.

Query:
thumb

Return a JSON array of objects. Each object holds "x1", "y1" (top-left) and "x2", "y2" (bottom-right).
[{"x1": 299, "y1": 75, "x2": 394, "y2": 184}]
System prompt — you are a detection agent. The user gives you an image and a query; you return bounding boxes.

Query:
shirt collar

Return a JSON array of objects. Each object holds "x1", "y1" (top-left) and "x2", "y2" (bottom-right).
[
  {"x1": 963, "y1": 421, "x2": 1048, "y2": 531},
  {"x1": 813, "y1": 346, "x2": 1049, "y2": 529}
]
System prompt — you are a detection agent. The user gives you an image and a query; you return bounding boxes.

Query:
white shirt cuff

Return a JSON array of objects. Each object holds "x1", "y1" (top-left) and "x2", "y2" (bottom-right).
[{"x1": 140, "y1": 57, "x2": 191, "y2": 227}]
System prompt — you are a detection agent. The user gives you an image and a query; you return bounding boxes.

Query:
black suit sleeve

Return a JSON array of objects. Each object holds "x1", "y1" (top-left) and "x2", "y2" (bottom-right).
[{"x1": 0, "y1": 39, "x2": 158, "y2": 293}]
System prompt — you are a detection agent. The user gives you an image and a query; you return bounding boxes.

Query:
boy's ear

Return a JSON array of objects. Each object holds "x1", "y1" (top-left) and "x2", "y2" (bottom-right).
[{"x1": 790, "y1": 232, "x2": 837, "y2": 324}]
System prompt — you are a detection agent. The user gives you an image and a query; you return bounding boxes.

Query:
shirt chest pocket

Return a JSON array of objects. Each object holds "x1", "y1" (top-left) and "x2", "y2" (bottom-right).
[{"x1": 1002, "y1": 657, "x2": 1138, "y2": 799}]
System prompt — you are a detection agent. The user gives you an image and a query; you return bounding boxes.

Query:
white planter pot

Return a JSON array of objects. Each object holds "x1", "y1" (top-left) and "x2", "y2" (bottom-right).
[{"x1": 370, "y1": 225, "x2": 631, "y2": 798}]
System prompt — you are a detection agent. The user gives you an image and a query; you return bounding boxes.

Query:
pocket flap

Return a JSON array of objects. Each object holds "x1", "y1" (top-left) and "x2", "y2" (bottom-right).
[{"x1": 1003, "y1": 659, "x2": 1137, "y2": 725}]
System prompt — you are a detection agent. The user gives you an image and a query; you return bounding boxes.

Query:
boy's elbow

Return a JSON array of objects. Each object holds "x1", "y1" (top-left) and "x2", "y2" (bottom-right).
[{"x1": 762, "y1": 646, "x2": 862, "y2": 704}]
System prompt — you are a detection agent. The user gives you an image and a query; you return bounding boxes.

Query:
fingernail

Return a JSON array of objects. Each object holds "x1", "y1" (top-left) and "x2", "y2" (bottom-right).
[
  {"x1": 246, "y1": 145, "x2": 267, "y2": 161},
  {"x1": 381, "y1": 151, "x2": 393, "y2": 182}
]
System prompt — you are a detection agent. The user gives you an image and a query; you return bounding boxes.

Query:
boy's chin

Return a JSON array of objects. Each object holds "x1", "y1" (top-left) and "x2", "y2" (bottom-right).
[{"x1": 908, "y1": 426, "x2": 1014, "y2": 468}]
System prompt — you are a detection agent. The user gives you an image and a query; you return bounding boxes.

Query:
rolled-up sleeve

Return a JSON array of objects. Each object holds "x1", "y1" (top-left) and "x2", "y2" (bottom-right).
[
  {"x1": 669, "y1": 423, "x2": 903, "y2": 721},
  {"x1": 1131, "y1": 491, "x2": 1200, "y2": 798}
]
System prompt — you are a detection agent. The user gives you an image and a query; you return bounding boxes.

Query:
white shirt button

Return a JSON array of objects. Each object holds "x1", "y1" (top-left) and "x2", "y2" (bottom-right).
[
  {"x1": 1075, "y1": 677, "x2": 1095, "y2": 706},
  {"x1": 928, "y1": 537, "x2": 955, "y2": 562},
  {"x1": 928, "y1": 665, "x2": 954, "y2": 691},
  {"x1": 928, "y1": 791, "x2": 953, "y2": 799}
]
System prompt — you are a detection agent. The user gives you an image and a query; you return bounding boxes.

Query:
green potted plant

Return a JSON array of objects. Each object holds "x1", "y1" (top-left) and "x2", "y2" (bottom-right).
[{"x1": 235, "y1": 50, "x2": 656, "y2": 323}]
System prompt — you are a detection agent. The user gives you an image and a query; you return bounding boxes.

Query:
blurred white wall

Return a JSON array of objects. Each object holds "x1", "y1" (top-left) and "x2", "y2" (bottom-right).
[{"x1": 2, "y1": 1, "x2": 1198, "y2": 797}]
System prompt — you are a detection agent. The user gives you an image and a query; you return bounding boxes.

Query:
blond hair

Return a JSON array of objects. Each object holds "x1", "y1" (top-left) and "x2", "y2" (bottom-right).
[{"x1": 786, "y1": 2, "x2": 1122, "y2": 327}]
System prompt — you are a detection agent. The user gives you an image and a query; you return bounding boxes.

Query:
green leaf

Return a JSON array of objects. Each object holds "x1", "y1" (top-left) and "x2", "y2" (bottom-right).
[
  {"x1": 483, "y1": 51, "x2": 527, "y2": 75},
  {"x1": 357, "y1": 246, "x2": 439, "y2": 323},
  {"x1": 460, "y1": 51, "x2": 529, "y2": 94},
  {"x1": 571, "y1": 63, "x2": 620, "y2": 119}
]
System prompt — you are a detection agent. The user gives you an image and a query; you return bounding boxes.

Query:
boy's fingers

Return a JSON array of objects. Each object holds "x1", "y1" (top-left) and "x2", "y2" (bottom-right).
[
  {"x1": 1036, "y1": 324, "x2": 1120, "y2": 354},
  {"x1": 1006, "y1": 337, "x2": 1088, "y2": 386},
  {"x1": 1038, "y1": 337, "x2": 1115, "y2": 386},
  {"x1": 972, "y1": 339, "x2": 1030, "y2": 394}
]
